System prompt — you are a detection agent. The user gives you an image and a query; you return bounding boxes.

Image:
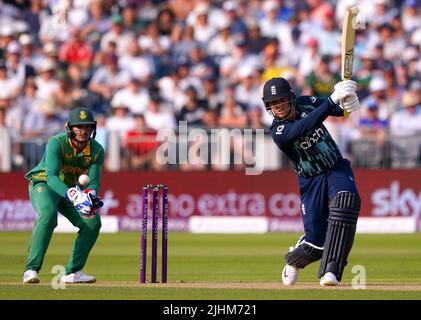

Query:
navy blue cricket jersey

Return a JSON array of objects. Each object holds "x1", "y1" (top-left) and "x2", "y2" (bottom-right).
[{"x1": 270, "y1": 96, "x2": 344, "y2": 178}]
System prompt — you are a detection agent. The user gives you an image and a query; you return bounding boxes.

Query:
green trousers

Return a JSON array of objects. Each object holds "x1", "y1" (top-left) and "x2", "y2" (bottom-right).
[{"x1": 25, "y1": 182, "x2": 101, "y2": 275}]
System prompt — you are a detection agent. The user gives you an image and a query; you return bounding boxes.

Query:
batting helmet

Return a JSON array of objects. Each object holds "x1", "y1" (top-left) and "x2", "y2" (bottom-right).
[
  {"x1": 262, "y1": 77, "x2": 295, "y2": 110},
  {"x1": 66, "y1": 107, "x2": 97, "y2": 140}
]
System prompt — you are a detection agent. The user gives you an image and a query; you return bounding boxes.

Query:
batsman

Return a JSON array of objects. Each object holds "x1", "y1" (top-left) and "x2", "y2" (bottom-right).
[
  {"x1": 23, "y1": 107, "x2": 104, "y2": 284},
  {"x1": 262, "y1": 77, "x2": 360, "y2": 286}
]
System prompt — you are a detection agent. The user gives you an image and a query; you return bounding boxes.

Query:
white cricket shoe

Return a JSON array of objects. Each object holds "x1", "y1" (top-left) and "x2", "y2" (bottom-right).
[
  {"x1": 320, "y1": 272, "x2": 339, "y2": 286},
  {"x1": 61, "y1": 270, "x2": 96, "y2": 283},
  {"x1": 282, "y1": 264, "x2": 299, "y2": 286},
  {"x1": 23, "y1": 270, "x2": 40, "y2": 284}
]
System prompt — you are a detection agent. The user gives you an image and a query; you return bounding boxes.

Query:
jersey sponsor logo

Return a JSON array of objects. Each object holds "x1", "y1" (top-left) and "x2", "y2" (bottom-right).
[
  {"x1": 301, "y1": 203, "x2": 306, "y2": 215},
  {"x1": 79, "y1": 111, "x2": 88, "y2": 120},
  {"x1": 61, "y1": 165, "x2": 86, "y2": 175},
  {"x1": 271, "y1": 85, "x2": 276, "y2": 95},
  {"x1": 299, "y1": 128, "x2": 324, "y2": 149},
  {"x1": 276, "y1": 125, "x2": 285, "y2": 135},
  {"x1": 310, "y1": 96, "x2": 317, "y2": 103}
]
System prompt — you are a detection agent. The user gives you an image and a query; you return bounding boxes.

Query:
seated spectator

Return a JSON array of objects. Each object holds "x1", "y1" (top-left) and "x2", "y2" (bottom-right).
[
  {"x1": 248, "y1": 107, "x2": 267, "y2": 129},
  {"x1": 100, "y1": 13, "x2": 133, "y2": 57},
  {"x1": 0, "y1": 59, "x2": 20, "y2": 99},
  {"x1": 119, "y1": 38, "x2": 153, "y2": 84},
  {"x1": 6, "y1": 41, "x2": 36, "y2": 87},
  {"x1": 21, "y1": 98, "x2": 64, "y2": 140},
  {"x1": 389, "y1": 90, "x2": 421, "y2": 167},
  {"x1": 124, "y1": 114, "x2": 161, "y2": 170},
  {"x1": 305, "y1": 55, "x2": 340, "y2": 98},
  {"x1": 111, "y1": 77, "x2": 150, "y2": 115},
  {"x1": 35, "y1": 59, "x2": 59, "y2": 100},
  {"x1": 59, "y1": 26, "x2": 94, "y2": 72},
  {"x1": 390, "y1": 90, "x2": 421, "y2": 138},
  {"x1": 218, "y1": 95, "x2": 248, "y2": 128},
  {"x1": 88, "y1": 52, "x2": 130, "y2": 101},
  {"x1": 360, "y1": 76, "x2": 396, "y2": 122},
  {"x1": 53, "y1": 72, "x2": 83, "y2": 111},
  {"x1": 353, "y1": 101, "x2": 389, "y2": 166},
  {"x1": 5, "y1": 78, "x2": 41, "y2": 143},
  {"x1": 177, "y1": 85, "x2": 208, "y2": 127},
  {"x1": 105, "y1": 104, "x2": 135, "y2": 139},
  {"x1": 144, "y1": 93, "x2": 177, "y2": 131}
]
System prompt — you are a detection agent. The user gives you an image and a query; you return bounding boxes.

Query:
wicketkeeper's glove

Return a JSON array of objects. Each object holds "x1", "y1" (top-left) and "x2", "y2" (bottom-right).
[
  {"x1": 66, "y1": 186, "x2": 94, "y2": 218},
  {"x1": 83, "y1": 188, "x2": 104, "y2": 217}
]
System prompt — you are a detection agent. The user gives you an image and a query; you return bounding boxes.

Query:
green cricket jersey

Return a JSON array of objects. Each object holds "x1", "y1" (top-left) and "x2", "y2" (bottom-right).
[{"x1": 25, "y1": 132, "x2": 105, "y2": 198}]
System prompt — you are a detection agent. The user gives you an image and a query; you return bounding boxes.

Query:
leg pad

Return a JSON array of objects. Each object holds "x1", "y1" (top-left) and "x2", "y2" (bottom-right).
[{"x1": 318, "y1": 192, "x2": 360, "y2": 281}]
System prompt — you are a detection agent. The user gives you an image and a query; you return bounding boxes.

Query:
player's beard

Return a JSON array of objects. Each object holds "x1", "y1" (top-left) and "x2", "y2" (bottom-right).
[{"x1": 71, "y1": 129, "x2": 91, "y2": 150}]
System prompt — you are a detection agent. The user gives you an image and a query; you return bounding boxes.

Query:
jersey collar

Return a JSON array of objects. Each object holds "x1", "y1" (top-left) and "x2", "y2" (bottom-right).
[{"x1": 69, "y1": 138, "x2": 91, "y2": 156}]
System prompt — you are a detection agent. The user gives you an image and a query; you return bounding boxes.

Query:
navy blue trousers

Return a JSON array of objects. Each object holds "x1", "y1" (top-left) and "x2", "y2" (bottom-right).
[{"x1": 298, "y1": 159, "x2": 359, "y2": 247}]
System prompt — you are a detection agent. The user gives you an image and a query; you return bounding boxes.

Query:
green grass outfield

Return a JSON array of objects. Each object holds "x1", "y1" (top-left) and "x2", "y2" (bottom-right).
[{"x1": 1, "y1": 232, "x2": 421, "y2": 300}]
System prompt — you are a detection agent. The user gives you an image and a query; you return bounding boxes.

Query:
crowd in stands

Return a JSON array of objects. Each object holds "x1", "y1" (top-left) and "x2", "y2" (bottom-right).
[{"x1": 0, "y1": 0, "x2": 420, "y2": 170}]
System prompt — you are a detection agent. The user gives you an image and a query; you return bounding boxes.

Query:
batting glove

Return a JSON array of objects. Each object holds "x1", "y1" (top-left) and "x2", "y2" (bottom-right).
[
  {"x1": 66, "y1": 186, "x2": 93, "y2": 217},
  {"x1": 341, "y1": 94, "x2": 360, "y2": 114},
  {"x1": 330, "y1": 80, "x2": 357, "y2": 104}
]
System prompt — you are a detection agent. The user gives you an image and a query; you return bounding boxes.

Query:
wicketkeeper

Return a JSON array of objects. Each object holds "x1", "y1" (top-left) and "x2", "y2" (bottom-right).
[
  {"x1": 23, "y1": 107, "x2": 104, "y2": 284},
  {"x1": 262, "y1": 77, "x2": 361, "y2": 286}
]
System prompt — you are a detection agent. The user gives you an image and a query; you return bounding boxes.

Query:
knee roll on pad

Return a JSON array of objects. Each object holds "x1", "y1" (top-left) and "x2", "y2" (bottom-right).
[
  {"x1": 285, "y1": 242, "x2": 323, "y2": 269},
  {"x1": 318, "y1": 192, "x2": 360, "y2": 281}
]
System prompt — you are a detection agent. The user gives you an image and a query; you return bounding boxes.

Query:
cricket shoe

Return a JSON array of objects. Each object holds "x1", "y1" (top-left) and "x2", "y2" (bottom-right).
[
  {"x1": 61, "y1": 270, "x2": 96, "y2": 283},
  {"x1": 282, "y1": 264, "x2": 299, "y2": 286},
  {"x1": 23, "y1": 270, "x2": 40, "y2": 284},
  {"x1": 320, "y1": 272, "x2": 339, "y2": 286}
]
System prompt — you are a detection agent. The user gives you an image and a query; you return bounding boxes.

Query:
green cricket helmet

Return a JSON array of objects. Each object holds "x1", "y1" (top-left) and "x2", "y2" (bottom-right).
[{"x1": 66, "y1": 107, "x2": 97, "y2": 140}]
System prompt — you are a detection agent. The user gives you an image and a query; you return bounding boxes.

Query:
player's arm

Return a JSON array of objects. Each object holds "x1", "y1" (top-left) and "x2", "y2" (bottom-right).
[
  {"x1": 299, "y1": 96, "x2": 342, "y2": 117},
  {"x1": 44, "y1": 137, "x2": 72, "y2": 197},
  {"x1": 273, "y1": 98, "x2": 340, "y2": 146},
  {"x1": 86, "y1": 146, "x2": 105, "y2": 194}
]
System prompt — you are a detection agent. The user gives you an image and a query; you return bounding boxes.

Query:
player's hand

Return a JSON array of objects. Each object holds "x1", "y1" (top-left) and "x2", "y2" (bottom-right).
[
  {"x1": 83, "y1": 188, "x2": 104, "y2": 216},
  {"x1": 66, "y1": 186, "x2": 93, "y2": 217},
  {"x1": 330, "y1": 80, "x2": 357, "y2": 104},
  {"x1": 341, "y1": 94, "x2": 360, "y2": 114}
]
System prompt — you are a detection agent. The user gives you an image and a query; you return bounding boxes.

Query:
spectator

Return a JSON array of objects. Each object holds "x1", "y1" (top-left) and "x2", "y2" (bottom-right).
[
  {"x1": 357, "y1": 101, "x2": 388, "y2": 147},
  {"x1": 111, "y1": 77, "x2": 150, "y2": 115},
  {"x1": 119, "y1": 38, "x2": 153, "y2": 84},
  {"x1": 105, "y1": 104, "x2": 135, "y2": 139},
  {"x1": 177, "y1": 85, "x2": 208, "y2": 127},
  {"x1": 88, "y1": 52, "x2": 130, "y2": 102},
  {"x1": 360, "y1": 76, "x2": 396, "y2": 122},
  {"x1": 305, "y1": 55, "x2": 340, "y2": 98},
  {"x1": 144, "y1": 92, "x2": 177, "y2": 131},
  {"x1": 124, "y1": 113, "x2": 161, "y2": 170},
  {"x1": 35, "y1": 59, "x2": 59, "y2": 100},
  {"x1": 218, "y1": 95, "x2": 248, "y2": 129},
  {"x1": 389, "y1": 90, "x2": 421, "y2": 167},
  {"x1": 100, "y1": 13, "x2": 133, "y2": 57},
  {"x1": 390, "y1": 90, "x2": 421, "y2": 138},
  {"x1": 0, "y1": 59, "x2": 20, "y2": 99},
  {"x1": 121, "y1": 4, "x2": 146, "y2": 35},
  {"x1": 59, "y1": 26, "x2": 94, "y2": 72}
]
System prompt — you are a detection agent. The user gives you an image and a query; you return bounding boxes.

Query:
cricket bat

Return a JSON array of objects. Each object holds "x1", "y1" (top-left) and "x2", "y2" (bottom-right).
[{"x1": 341, "y1": 6, "x2": 359, "y2": 117}]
